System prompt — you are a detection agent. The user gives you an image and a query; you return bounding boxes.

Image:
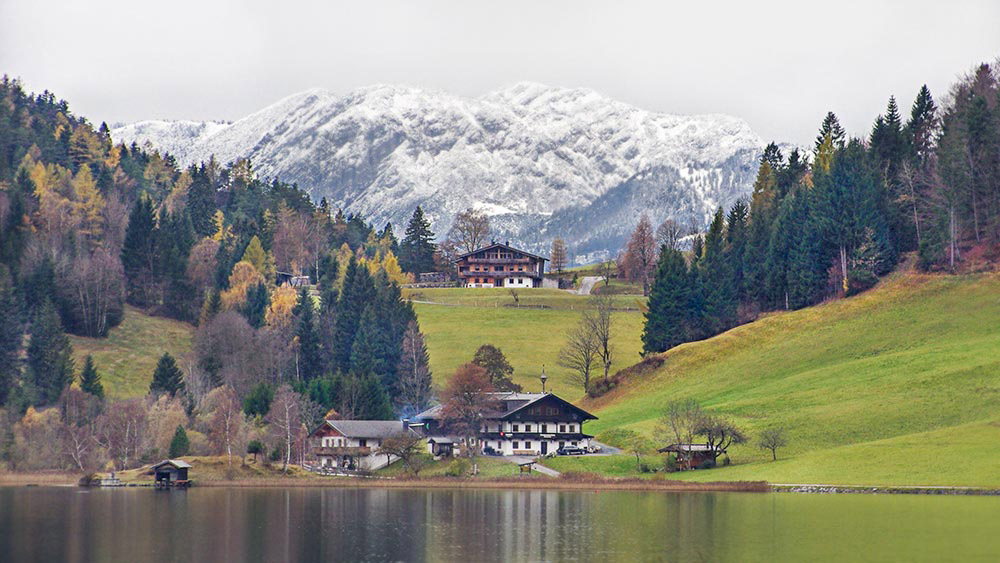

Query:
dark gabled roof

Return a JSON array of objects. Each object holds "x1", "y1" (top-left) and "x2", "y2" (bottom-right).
[
  {"x1": 153, "y1": 459, "x2": 192, "y2": 470},
  {"x1": 502, "y1": 393, "x2": 598, "y2": 421},
  {"x1": 414, "y1": 392, "x2": 597, "y2": 422},
  {"x1": 455, "y1": 242, "x2": 548, "y2": 262},
  {"x1": 318, "y1": 420, "x2": 413, "y2": 439}
]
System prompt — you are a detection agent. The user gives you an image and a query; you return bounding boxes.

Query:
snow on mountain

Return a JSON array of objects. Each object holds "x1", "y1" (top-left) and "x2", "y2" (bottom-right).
[{"x1": 111, "y1": 83, "x2": 766, "y2": 262}]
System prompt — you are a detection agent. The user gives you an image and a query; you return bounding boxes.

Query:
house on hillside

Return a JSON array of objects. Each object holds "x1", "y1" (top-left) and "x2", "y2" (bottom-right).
[
  {"x1": 455, "y1": 242, "x2": 547, "y2": 288},
  {"x1": 658, "y1": 443, "x2": 719, "y2": 470},
  {"x1": 308, "y1": 420, "x2": 417, "y2": 471},
  {"x1": 415, "y1": 392, "x2": 597, "y2": 457}
]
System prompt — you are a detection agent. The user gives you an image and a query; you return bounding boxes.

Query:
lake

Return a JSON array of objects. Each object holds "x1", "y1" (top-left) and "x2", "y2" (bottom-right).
[{"x1": 1, "y1": 486, "x2": 997, "y2": 562}]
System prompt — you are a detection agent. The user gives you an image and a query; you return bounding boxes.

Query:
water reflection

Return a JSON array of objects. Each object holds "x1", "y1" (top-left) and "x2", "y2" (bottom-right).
[{"x1": 0, "y1": 486, "x2": 997, "y2": 562}]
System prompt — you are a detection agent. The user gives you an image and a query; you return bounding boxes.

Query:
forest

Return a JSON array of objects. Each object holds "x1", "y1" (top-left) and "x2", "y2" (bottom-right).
[
  {"x1": 0, "y1": 76, "x2": 442, "y2": 470},
  {"x1": 637, "y1": 61, "x2": 1000, "y2": 354}
]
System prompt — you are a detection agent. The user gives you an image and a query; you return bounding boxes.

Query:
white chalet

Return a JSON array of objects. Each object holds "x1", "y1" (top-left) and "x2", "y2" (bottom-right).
[{"x1": 415, "y1": 392, "x2": 597, "y2": 457}]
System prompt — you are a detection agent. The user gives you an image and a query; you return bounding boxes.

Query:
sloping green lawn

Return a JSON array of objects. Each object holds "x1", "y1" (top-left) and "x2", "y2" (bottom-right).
[
  {"x1": 547, "y1": 272, "x2": 1000, "y2": 487},
  {"x1": 413, "y1": 302, "x2": 644, "y2": 399},
  {"x1": 69, "y1": 306, "x2": 194, "y2": 398}
]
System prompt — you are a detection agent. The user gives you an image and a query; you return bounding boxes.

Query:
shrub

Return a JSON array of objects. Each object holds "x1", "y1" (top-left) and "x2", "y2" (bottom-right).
[
  {"x1": 846, "y1": 269, "x2": 878, "y2": 296},
  {"x1": 445, "y1": 457, "x2": 471, "y2": 477},
  {"x1": 664, "y1": 454, "x2": 678, "y2": 472},
  {"x1": 696, "y1": 458, "x2": 716, "y2": 470},
  {"x1": 722, "y1": 455, "x2": 731, "y2": 467},
  {"x1": 269, "y1": 447, "x2": 281, "y2": 463},
  {"x1": 586, "y1": 379, "x2": 617, "y2": 398}
]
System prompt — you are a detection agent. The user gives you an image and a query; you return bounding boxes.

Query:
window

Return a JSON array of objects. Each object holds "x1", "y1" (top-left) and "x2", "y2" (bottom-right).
[
  {"x1": 569, "y1": 424, "x2": 575, "y2": 433},
  {"x1": 541, "y1": 424, "x2": 548, "y2": 433},
  {"x1": 524, "y1": 441, "x2": 531, "y2": 449},
  {"x1": 512, "y1": 424, "x2": 519, "y2": 432},
  {"x1": 359, "y1": 439, "x2": 367, "y2": 448},
  {"x1": 571, "y1": 441, "x2": 577, "y2": 446},
  {"x1": 525, "y1": 424, "x2": 532, "y2": 432},
  {"x1": 559, "y1": 425, "x2": 566, "y2": 433},
  {"x1": 512, "y1": 441, "x2": 519, "y2": 449}
]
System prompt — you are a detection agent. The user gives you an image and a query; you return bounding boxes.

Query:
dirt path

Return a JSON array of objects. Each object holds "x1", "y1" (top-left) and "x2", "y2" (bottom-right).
[{"x1": 568, "y1": 276, "x2": 601, "y2": 296}]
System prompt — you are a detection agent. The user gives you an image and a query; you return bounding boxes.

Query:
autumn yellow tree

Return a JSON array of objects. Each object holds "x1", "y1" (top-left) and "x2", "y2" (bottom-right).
[
  {"x1": 240, "y1": 235, "x2": 275, "y2": 282},
  {"x1": 221, "y1": 262, "x2": 265, "y2": 310},
  {"x1": 265, "y1": 285, "x2": 299, "y2": 329},
  {"x1": 72, "y1": 165, "x2": 105, "y2": 242}
]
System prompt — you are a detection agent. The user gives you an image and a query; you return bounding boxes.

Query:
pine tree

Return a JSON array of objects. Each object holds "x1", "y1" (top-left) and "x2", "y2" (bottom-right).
[
  {"x1": 199, "y1": 289, "x2": 222, "y2": 326},
  {"x1": 241, "y1": 282, "x2": 269, "y2": 329},
  {"x1": 121, "y1": 196, "x2": 158, "y2": 307},
  {"x1": 349, "y1": 304, "x2": 381, "y2": 376},
  {"x1": 699, "y1": 208, "x2": 737, "y2": 335},
  {"x1": 25, "y1": 299, "x2": 75, "y2": 406},
  {"x1": 815, "y1": 111, "x2": 846, "y2": 152},
  {"x1": 334, "y1": 257, "x2": 375, "y2": 372},
  {"x1": 150, "y1": 352, "x2": 184, "y2": 396},
  {"x1": 642, "y1": 246, "x2": 690, "y2": 353},
  {"x1": 905, "y1": 85, "x2": 938, "y2": 165},
  {"x1": 79, "y1": 355, "x2": 104, "y2": 399},
  {"x1": 354, "y1": 373, "x2": 394, "y2": 420},
  {"x1": 395, "y1": 321, "x2": 432, "y2": 415},
  {"x1": 0, "y1": 279, "x2": 24, "y2": 406},
  {"x1": 157, "y1": 209, "x2": 197, "y2": 320},
  {"x1": 399, "y1": 206, "x2": 436, "y2": 274},
  {"x1": 295, "y1": 287, "x2": 322, "y2": 380},
  {"x1": 168, "y1": 425, "x2": 190, "y2": 458}
]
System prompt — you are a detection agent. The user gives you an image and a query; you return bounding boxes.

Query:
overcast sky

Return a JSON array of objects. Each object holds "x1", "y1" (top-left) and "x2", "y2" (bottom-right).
[{"x1": 2, "y1": 0, "x2": 998, "y2": 144}]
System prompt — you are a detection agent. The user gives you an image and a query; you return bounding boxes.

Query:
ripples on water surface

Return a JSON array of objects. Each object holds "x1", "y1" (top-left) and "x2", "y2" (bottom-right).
[{"x1": 0, "y1": 486, "x2": 997, "y2": 562}]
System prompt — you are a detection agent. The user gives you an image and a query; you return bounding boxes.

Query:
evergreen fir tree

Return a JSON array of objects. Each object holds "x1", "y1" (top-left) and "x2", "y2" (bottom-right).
[
  {"x1": 156, "y1": 209, "x2": 197, "y2": 320},
  {"x1": 199, "y1": 289, "x2": 222, "y2": 326},
  {"x1": 168, "y1": 425, "x2": 190, "y2": 458},
  {"x1": 354, "y1": 373, "x2": 394, "y2": 420},
  {"x1": 0, "y1": 279, "x2": 24, "y2": 406},
  {"x1": 295, "y1": 287, "x2": 322, "y2": 380},
  {"x1": 334, "y1": 257, "x2": 375, "y2": 372},
  {"x1": 241, "y1": 282, "x2": 269, "y2": 329},
  {"x1": 79, "y1": 355, "x2": 104, "y2": 399},
  {"x1": 699, "y1": 208, "x2": 737, "y2": 335},
  {"x1": 121, "y1": 195, "x2": 158, "y2": 307},
  {"x1": 815, "y1": 111, "x2": 846, "y2": 151},
  {"x1": 25, "y1": 299, "x2": 75, "y2": 406},
  {"x1": 349, "y1": 304, "x2": 382, "y2": 377},
  {"x1": 243, "y1": 382, "x2": 274, "y2": 417},
  {"x1": 150, "y1": 352, "x2": 184, "y2": 396},
  {"x1": 642, "y1": 246, "x2": 691, "y2": 353},
  {"x1": 395, "y1": 320, "x2": 433, "y2": 415},
  {"x1": 399, "y1": 206, "x2": 436, "y2": 274},
  {"x1": 905, "y1": 85, "x2": 938, "y2": 165}
]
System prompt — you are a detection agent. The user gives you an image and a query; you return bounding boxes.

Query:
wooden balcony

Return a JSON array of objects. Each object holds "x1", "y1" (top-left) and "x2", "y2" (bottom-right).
[
  {"x1": 312, "y1": 446, "x2": 373, "y2": 456},
  {"x1": 465, "y1": 257, "x2": 533, "y2": 264}
]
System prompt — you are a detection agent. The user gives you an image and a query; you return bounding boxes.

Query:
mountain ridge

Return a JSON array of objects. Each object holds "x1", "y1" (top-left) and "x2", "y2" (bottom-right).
[{"x1": 112, "y1": 83, "x2": 767, "y2": 262}]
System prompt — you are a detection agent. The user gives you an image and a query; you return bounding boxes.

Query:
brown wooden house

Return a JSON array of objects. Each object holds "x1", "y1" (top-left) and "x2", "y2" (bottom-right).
[{"x1": 455, "y1": 242, "x2": 548, "y2": 288}]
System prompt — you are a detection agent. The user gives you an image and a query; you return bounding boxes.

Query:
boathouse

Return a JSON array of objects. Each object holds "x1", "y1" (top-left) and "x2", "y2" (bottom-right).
[{"x1": 153, "y1": 459, "x2": 191, "y2": 488}]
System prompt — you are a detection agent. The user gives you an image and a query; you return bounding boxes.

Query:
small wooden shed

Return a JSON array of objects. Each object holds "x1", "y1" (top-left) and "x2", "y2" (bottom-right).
[{"x1": 153, "y1": 459, "x2": 192, "y2": 488}]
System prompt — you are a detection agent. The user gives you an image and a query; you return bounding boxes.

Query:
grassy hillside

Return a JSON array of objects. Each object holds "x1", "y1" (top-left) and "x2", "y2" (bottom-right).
[
  {"x1": 411, "y1": 292, "x2": 645, "y2": 399},
  {"x1": 404, "y1": 287, "x2": 644, "y2": 311},
  {"x1": 69, "y1": 306, "x2": 194, "y2": 398},
  {"x1": 546, "y1": 271, "x2": 1000, "y2": 487}
]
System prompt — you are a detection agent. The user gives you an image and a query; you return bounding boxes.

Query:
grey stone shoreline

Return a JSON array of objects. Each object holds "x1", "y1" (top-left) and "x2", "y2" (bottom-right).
[{"x1": 773, "y1": 484, "x2": 1000, "y2": 496}]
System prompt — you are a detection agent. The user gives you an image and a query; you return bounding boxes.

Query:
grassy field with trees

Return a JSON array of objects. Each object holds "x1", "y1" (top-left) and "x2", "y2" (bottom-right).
[{"x1": 543, "y1": 270, "x2": 1000, "y2": 487}]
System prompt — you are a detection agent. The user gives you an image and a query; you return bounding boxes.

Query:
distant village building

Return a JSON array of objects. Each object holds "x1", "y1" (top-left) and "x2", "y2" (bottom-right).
[
  {"x1": 418, "y1": 272, "x2": 451, "y2": 284},
  {"x1": 276, "y1": 271, "x2": 311, "y2": 287},
  {"x1": 415, "y1": 392, "x2": 597, "y2": 457},
  {"x1": 308, "y1": 420, "x2": 416, "y2": 471},
  {"x1": 456, "y1": 242, "x2": 548, "y2": 288}
]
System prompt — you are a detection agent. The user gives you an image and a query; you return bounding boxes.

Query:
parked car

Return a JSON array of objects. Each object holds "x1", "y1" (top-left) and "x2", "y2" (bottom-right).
[
  {"x1": 587, "y1": 444, "x2": 602, "y2": 453},
  {"x1": 557, "y1": 446, "x2": 586, "y2": 456}
]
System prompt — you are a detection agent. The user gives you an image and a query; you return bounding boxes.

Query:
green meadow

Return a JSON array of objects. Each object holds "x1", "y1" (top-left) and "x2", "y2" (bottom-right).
[
  {"x1": 68, "y1": 306, "x2": 194, "y2": 399},
  {"x1": 543, "y1": 271, "x2": 1000, "y2": 487}
]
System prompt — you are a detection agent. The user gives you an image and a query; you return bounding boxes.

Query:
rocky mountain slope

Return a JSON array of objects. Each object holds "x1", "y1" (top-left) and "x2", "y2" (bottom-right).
[{"x1": 112, "y1": 83, "x2": 765, "y2": 262}]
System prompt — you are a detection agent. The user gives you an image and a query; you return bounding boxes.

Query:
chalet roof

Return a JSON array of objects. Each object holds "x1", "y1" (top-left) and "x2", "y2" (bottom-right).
[
  {"x1": 414, "y1": 392, "x2": 597, "y2": 422},
  {"x1": 455, "y1": 242, "x2": 548, "y2": 262},
  {"x1": 153, "y1": 459, "x2": 192, "y2": 470},
  {"x1": 321, "y1": 420, "x2": 412, "y2": 439}
]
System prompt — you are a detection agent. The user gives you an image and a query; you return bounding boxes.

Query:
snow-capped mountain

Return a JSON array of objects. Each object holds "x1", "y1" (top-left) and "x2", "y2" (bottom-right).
[{"x1": 112, "y1": 83, "x2": 765, "y2": 262}]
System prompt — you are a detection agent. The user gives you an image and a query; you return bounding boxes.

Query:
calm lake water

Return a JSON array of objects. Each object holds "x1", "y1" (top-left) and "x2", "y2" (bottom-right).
[{"x1": 1, "y1": 486, "x2": 998, "y2": 562}]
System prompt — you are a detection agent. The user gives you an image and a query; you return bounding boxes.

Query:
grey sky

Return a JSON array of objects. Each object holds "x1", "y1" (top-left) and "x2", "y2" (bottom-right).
[{"x1": 2, "y1": 0, "x2": 998, "y2": 144}]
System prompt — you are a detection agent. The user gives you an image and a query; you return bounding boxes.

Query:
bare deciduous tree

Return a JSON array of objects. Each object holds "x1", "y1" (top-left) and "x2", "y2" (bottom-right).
[
  {"x1": 448, "y1": 208, "x2": 492, "y2": 254},
  {"x1": 440, "y1": 363, "x2": 496, "y2": 457},
  {"x1": 758, "y1": 427, "x2": 787, "y2": 461},
  {"x1": 558, "y1": 317, "x2": 599, "y2": 392},
  {"x1": 95, "y1": 398, "x2": 148, "y2": 470},
  {"x1": 205, "y1": 385, "x2": 245, "y2": 467},
  {"x1": 586, "y1": 294, "x2": 615, "y2": 383},
  {"x1": 378, "y1": 434, "x2": 428, "y2": 475},
  {"x1": 658, "y1": 399, "x2": 706, "y2": 469},
  {"x1": 697, "y1": 415, "x2": 747, "y2": 463},
  {"x1": 656, "y1": 218, "x2": 683, "y2": 251},
  {"x1": 549, "y1": 237, "x2": 568, "y2": 275},
  {"x1": 266, "y1": 384, "x2": 303, "y2": 473},
  {"x1": 621, "y1": 214, "x2": 658, "y2": 296}
]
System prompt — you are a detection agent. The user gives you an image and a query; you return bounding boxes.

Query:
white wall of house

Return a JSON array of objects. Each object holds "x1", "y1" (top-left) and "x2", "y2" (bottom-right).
[
  {"x1": 505, "y1": 277, "x2": 533, "y2": 288},
  {"x1": 466, "y1": 282, "x2": 495, "y2": 288}
]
